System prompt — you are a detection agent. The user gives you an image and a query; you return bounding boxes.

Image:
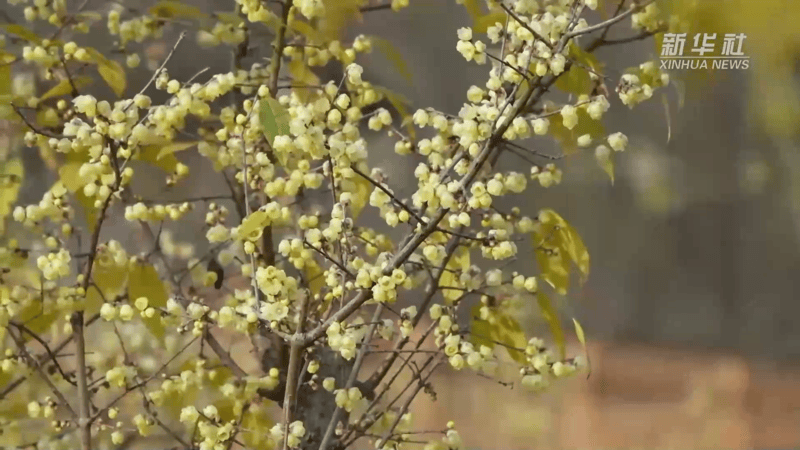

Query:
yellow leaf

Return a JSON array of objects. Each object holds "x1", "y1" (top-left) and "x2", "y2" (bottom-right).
[
  {"x1": 288, "y1": 59, "x2": 320, "y2": 102},
  {"x1": 345, "y1": 173, "x2": 371, "y2": 219},
  {"x1": 137, "y1": 144, "x2": 180, "y2": 173},
  {"x1": 84, "y1": 285, "x2": 105, "y2": 316},
  {"x1": 75, "y1": 190, "x2": 98, "y2": 231},
  {"x1": 303, "y1": 259, "x2": 325, "y2": 297},
  {"x1": 539, "y1": 209, "x2": 590, "y2": 279},
  {"x1": 496, "y1": 312, "x2": 528, "y2": 364},
  {"x1": 16, "y1": 298, "x2": 59, "y2": 342},
  {"x1": 86, "y1": 48, "x2": 126, "y2": 97},
  {"x1": 57, "y1": 160, "x2": 83, "y2": 192},
  {"x1": 259, "y1": 97, "x2": 291, "y2": 146},
  {"x1": 236, "y1": 210, "x2": 270, "y2": 241},
  {"x1": 156, "y1": 141, "x2": 199, "y2": 160},
  {"x1": 0, "y1": 158, "x2": 23, "y2": 234},
  {"x1": 59, "y1": 155, "x2": 98, "y2": 230},
  {"x1": 214, "y1": 12, "x2": 244, "y2": 26},
  {"x1": 549, "y1": 107, "x2": 605, "y2": 155},
  {"x1": 93, "y1": 261, "x2": 129, "y2": 300},
  {"x1": 554, "y1": 42, "x2": 603, "y2": 96},
  {"x1": 537, "y1": 291, "x2": 565, "y2": 360},
  {"x1": 469, "y1": 304, "x2": 528, "y2": 364},
  {"x1": 371, "y1": 36, "x2": 413, "y2": 84},
  {"x1": 0, "y1": 50, "x2": 16, "y2": 64},
  {"x1": 242, "y1": 406, "x2": 274, "y2": 449},
  {"x1": 474, "y1": 12, "x2": 506, "y2": 34},
  {"x1": 572, "y1": 318, "x2": 591, "y2": 377},
  {"x1": 40, "y1": 76, "x2": 93, "y2": 101},
  {"x1": 0, "y1": 24, "x2": 42, "y2": 44},
  {"x1": 440, "y1": 246, "x2": 469, "y2": 304},
  {"x1": 534, "y1": 246, "x2": 570, "y2": 295},
  {"x1": 213, "y1": 398, "x2": 237, "y2": 423},
  {"x1": 319, "y1": 0, "x2": 364, "y2": 41},
  {"x1": 535, "y1": 209, "x2": 590, "y2": 285},
  {"x1": 439, "y1": 271, "x2": 461, "y2": 304},
  {"x1": 596, "y1": 145, "x2": 615, "y2": 185},
  {"x1": 372, "y1": 85, "x2": 416, "y2": 140},
  {"x1": 128, "y1": 263, "x2": 169, "y2": 341},
  {"x1": 0, "y1": 65, "x2": 11, "y2": 119},
  {"x1": 461, "y1": 0, "x2": 483, "y2": 20},
  {"x1": 451, "y1": 245, "x2": 470, "y2": 271},
  {"x1": 149, "y1": 1, "x2": 209, "y2": 19},
  {"x1": 662, "y1": 93, "x2": 672, "y2": 144},
  {"x1": 289, "y1": 20, "x2": 321, "y2": 42}
]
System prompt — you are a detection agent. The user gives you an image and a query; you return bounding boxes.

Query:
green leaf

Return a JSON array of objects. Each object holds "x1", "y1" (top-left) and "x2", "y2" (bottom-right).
[
  {"x1": 0, "y1": 158, "x2": 23, "y2": 235},
  {"x1": 149, "y1": 1, "x2": 209, "y2": 19},
  {"x1": 128, "y1": 263, "x2": 169, "y2": 342},
  {"x1": 0, "y1": 24, "x2": 42, "y2": 44},
  {"x1": 86, "y1": 48, "x2": 126, "y2": 97},
  {"x1": 537, "y1": 291, "x2": 565, "y2": 360},
  {"x1": 259, "y1": 97, "x2": 291, "y2": 146},
  {"x1": 573, "y1": 318, "x2": 591, "y2": 377},
  {"x1": 39, "y1": 76, "x2": 93, "y2": 101},
  {"x1": 371, "y1": 36, "x2": 413, "y2": 85}
]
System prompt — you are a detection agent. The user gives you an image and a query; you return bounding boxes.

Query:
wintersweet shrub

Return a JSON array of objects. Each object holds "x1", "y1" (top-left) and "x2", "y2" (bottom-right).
[{"x1": 0, "y1": 0, "x2": 675, "y2": 449}]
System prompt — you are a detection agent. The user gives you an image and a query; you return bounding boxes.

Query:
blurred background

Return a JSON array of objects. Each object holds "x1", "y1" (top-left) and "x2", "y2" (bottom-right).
[{"x1": 4, "y1": 0, "x2": 800, "y2": 449}]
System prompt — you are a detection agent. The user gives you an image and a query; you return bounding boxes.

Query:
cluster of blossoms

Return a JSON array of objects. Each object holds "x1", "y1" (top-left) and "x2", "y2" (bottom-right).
[{"x1": 326, "y1": 319, "x2": 367, "y2": 360}]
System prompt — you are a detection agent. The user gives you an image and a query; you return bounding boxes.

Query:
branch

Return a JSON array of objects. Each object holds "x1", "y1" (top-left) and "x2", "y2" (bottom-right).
[
  {"x1": 267, "y1": 0, "x2": 294, "y2": 97},
  {"x1": 0, "y1": 314, "x2": 100, "y2": 401},
  {"x1": 564, "y1": 0, "x2": 656, "y2": 39},
  {"x1": 126, "y1": 31, "x2": 187, "y2": 110},
  {"x1": 8, "y1": 327, "x2": 77, "y2": 418},
  {"x1": 318, "y1": 304, "x2": 385, "y2": 450},
  {"x1": 71, "y1": 312, "x2": 92, "y2": 450},
  {"x1": 11, "y1": 104, "x2": 66, "y2": 139},
  {"x1": 281, "y1": 293, "x2": 309, "y2": 450},
  {"x1": 499, "y1": 3, "x2": 554, "y2": 49},
  {"x1": 365, "y1": 233, "x2": 462, "y2": 390}
]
